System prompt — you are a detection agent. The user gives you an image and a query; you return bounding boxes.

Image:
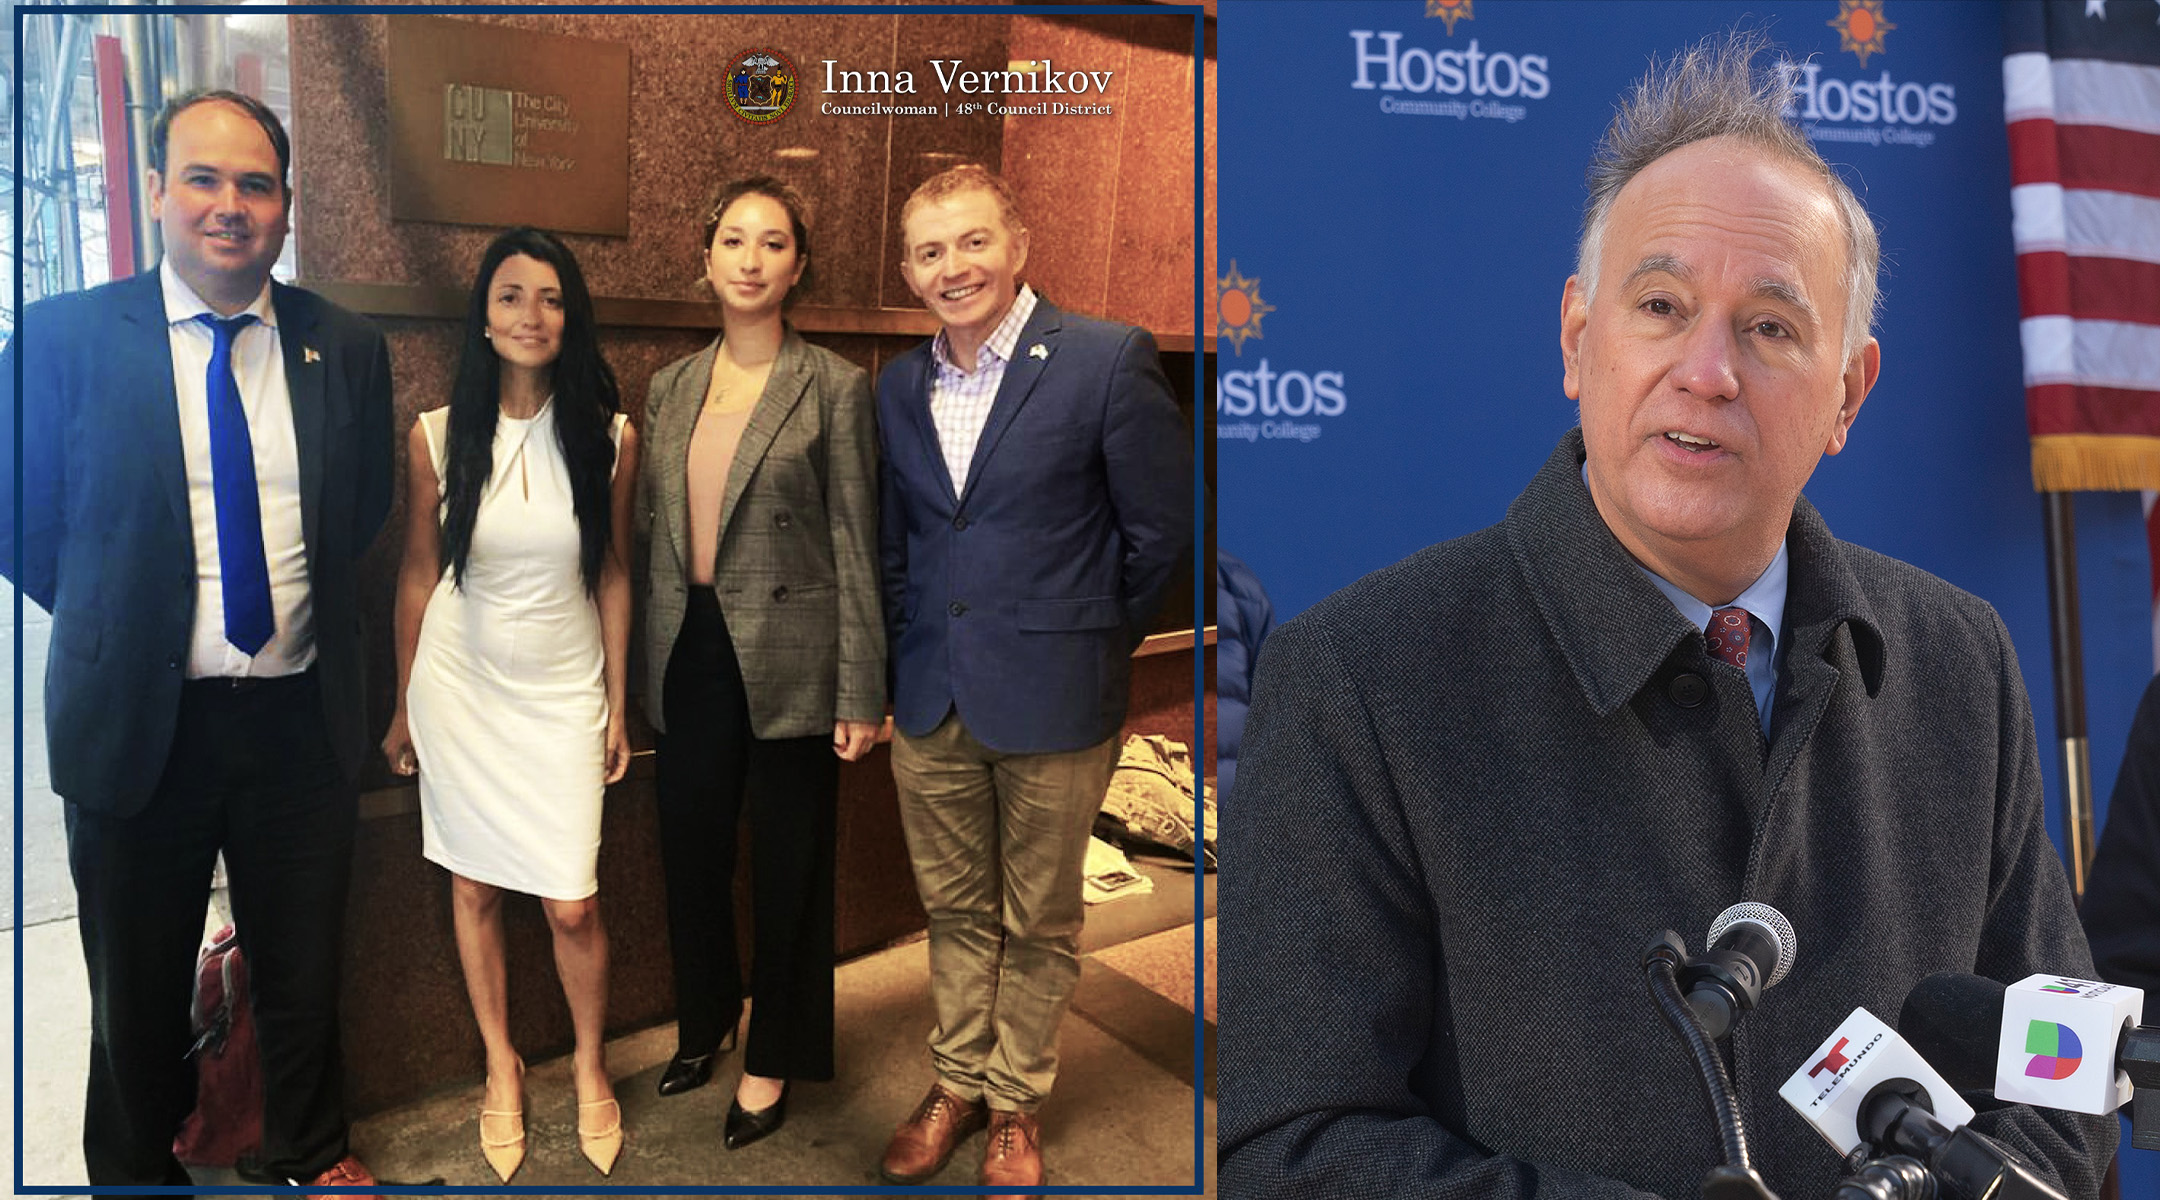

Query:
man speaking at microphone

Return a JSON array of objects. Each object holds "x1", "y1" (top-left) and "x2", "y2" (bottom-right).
[{"x1": 1220, "y1": 31, "x2": 2115, "y2": 1200}]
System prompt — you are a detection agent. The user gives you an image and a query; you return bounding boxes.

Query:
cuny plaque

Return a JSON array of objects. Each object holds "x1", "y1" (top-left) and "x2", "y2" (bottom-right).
[{"x1": 387, "y1": 16, "x2": 630, "y2": 236}]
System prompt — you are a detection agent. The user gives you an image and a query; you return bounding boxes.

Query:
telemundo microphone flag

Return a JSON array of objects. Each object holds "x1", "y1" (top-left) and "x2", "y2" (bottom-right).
[{"x1": 2002, "y1": 0, "x2": 2160, "y2": 493}]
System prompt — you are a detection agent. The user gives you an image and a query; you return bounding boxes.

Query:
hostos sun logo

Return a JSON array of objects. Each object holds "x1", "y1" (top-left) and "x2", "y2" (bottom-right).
[
  {"x1": 2024, "y1": 1020, "x2": 2083, "y2": 1080},
  {"x1": 1217, "y1": 261, "x2": 1274, "y2": 356},
  {"x1": 1427, "y1": 0, "x2": 1473, "y2": 35},
  {"x1": 1827, "y1": 0, "x2": 1896, "y2": 68}
]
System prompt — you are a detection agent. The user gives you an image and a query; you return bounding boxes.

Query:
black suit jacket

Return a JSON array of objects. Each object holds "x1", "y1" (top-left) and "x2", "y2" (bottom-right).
[{"x1": 1, "y1": 269, "x2": 394, "y2": 816}]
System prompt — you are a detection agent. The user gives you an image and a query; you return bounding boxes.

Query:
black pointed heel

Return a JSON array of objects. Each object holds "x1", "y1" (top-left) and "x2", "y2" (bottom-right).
[
  {"x1": 723, "y1": 1082, "x2": 789, "y2": 1150},
  {"x1": 657, "y1": 1027, "x2": 738, "y2": 1097}
]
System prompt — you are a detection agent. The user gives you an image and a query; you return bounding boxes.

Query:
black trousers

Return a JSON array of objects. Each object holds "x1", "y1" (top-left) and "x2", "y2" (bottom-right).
[
  {"x1": 65, "y1": 670, "x2": 355, "y2": 1190},
  {"x1": 655, "y1": 588, "x2": 839, "y2": 1081}
]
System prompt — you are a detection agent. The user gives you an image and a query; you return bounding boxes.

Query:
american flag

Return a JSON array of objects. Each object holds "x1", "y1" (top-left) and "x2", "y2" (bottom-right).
[{"x1": 2003, "y1": 0, "x2": 2160, "y2": 668}]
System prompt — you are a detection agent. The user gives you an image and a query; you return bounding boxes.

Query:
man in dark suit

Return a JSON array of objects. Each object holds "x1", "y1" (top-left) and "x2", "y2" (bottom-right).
[
  {"x1": 873, "y1": 165, "x2": 1188, "y2": 1194},
  {"x1": 2, "y1": 90, "x2": 391, "y2": 1194},
  {"x1": 1221, "y1": 33, "x2": 2114, "y2": 1200}
]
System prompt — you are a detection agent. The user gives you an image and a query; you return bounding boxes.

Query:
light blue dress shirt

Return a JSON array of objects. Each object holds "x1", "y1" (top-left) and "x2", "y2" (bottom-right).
[
  {"x1": 1580, "y1": 460, "x2": 1786, "y2": 737},
  {"x1": 1638, "y1": 545, "x2": 1787, "y2": 740}
]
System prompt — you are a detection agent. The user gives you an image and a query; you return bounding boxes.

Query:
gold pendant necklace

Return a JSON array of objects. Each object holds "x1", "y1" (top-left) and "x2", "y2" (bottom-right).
[
  {"x1": 708, "y1": 379, "x2": 755, "y2": 415},
  {"x1": 707, "y1": 350, "x2": 767, "y2": 415}
]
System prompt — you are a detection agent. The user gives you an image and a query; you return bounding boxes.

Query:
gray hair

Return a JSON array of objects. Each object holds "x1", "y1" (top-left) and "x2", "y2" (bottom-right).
[{"x1": 1575, "y1": 29, "x2": 1881, "y2": 359}]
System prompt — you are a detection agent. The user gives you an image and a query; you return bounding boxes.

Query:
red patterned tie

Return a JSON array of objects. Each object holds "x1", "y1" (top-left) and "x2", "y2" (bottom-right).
[{"x1": 1706, "y1": 607, "x2": 1751, "y2": 670}]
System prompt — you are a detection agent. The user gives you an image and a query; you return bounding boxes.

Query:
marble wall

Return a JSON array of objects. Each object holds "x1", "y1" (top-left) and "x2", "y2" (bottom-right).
[
  {"x1": 290, "y1": 8, "x2": 1204, "y2": 320},
  {"x1": 288, "y1": 8, "x2": 1211, "y2": 753},
  {"x1": 284, "y1": 6, "x2": 1214, "y2": 1114}
]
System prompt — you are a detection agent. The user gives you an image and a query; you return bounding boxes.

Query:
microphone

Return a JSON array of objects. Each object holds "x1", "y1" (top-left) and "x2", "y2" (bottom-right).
[
  {"x1": 1900, "y1": 971, "x2": 2158, "y2": 1149},
  {"x1": 1680, "y1": 901, "x2": 1798, "y2": 1039},
  {"x1": 1896, "y1": 970, "x2": 2006, "y2": 1093},
  {"x1": 1634, "y1": 905, "x2": 1798, "y2": 1199},
  {"x1": 1779, "y1": 1007, "x2": 2067, "y2": 1200},
  {"x1": 1639, "y1": 931, "x2": 1780, "y2": 1199},
  {"x1": 1780, "y1": 1006, "x2": 1977, "y2": 1158}
]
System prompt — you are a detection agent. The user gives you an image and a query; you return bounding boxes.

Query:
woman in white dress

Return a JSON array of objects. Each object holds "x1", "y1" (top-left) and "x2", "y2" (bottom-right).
[{"x1": 381, "y1": 227, "x2": 639, "y2": 1181}]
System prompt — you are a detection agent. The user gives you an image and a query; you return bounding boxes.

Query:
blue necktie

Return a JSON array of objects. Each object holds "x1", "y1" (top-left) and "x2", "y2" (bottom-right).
[{"x1": 199, "y1": 312, "x2": 273, "y2": 656}]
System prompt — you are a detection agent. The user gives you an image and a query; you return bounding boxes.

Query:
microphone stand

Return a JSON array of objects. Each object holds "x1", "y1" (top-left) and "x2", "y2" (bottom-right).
[
  {"x1": 1642, "y1": 932, "x2": 1780, "y2": 1200},
  {"x1": 1832, "y1": 1154, "x2": 1936, "y2": 1200}
]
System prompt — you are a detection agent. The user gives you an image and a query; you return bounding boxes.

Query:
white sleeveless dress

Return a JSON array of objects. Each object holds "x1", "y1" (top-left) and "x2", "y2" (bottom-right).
[{"x1": 407, "y1": 402, "x2": 626, "y2": 900}]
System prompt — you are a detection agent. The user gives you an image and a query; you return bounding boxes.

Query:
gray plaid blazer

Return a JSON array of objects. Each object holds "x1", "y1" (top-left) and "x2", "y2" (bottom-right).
[{"x1": 638, "y1": 328, "x2": 883, "y2": 738}]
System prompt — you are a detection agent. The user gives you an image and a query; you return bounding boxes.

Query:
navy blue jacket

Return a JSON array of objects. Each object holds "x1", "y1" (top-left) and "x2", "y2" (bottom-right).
[
  {"x1": 1217, "y1": 548, "x2": 1275, "y2": 798},
  {"x1": 1, "y1": 270, "x2": 394, "y2": 816},
  {"x1": 876, "y1": 297, "x2": 1189, "y2": 753}
]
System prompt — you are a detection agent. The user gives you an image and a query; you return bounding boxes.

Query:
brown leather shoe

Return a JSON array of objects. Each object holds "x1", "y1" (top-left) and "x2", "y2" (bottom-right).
[
  {"x1": 980, "y1": 1108, "x2": 1044, "y2": 1195},
  {"x1": 304, "y1": 1154, "x2": 379, "y2": 1199},
  {"x1": 879, "y1": 1082, "x2": 989, "y2": 1183}
]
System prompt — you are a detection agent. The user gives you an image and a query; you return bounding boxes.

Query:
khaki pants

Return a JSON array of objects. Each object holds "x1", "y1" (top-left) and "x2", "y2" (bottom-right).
[{"x1": 891, "y1": 715, "x2": 1119, "y2": 1111}]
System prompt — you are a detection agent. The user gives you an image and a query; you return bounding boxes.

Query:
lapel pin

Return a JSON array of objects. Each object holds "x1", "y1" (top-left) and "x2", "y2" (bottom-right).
[
  {"x1": 1028, "y1": 343, "x2": 1048, "y2": 361},
  {"x1": 303, "y1": 347, "x2": 321, "y2": 364}
]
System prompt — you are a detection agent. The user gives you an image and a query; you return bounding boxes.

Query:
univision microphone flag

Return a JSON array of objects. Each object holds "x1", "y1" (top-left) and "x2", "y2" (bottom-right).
[{"x1": 2001, "y1": 0, "x2": 2160, "y2": 492}]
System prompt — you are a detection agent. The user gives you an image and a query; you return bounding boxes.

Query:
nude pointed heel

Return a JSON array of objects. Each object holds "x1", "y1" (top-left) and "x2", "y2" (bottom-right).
[
  {"x1": 479, "y1": 1104, "x2": 525, "y2": 1182},
  {"x1": 479, "y1": 1061, "x2": 526, "y2": 1182},
  {"x1": 578, "y1": 1095, "x2": 624, "y2": 1176}
]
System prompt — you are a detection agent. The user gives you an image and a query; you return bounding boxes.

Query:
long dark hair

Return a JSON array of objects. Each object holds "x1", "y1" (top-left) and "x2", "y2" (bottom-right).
[{"x1": 439, "y1": 227, "x2": 620, "y2": 595}]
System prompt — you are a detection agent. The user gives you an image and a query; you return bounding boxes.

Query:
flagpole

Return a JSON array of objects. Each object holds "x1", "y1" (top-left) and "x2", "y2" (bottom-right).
[{"x1": 2042, "y1": 491, "x2": 2096, "y2": 899}]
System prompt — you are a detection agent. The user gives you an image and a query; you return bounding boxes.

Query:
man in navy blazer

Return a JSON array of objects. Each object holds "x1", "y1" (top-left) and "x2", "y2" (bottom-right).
[
  {"x1": 2, "y1": 91, "x2": 391, "y2": 1195},
  {"x1": 873, "y1": 165, "x2": 1188, "y2": 1193}
]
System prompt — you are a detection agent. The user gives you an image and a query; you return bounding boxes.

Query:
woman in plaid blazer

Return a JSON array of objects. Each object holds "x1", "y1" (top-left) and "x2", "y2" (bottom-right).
[{"x1": 637, "y1": 176, "x2": 883, "y2": 1149}]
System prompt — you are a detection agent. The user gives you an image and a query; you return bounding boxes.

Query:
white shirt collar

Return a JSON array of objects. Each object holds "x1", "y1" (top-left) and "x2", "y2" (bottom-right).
[
  {"x1": 160, "y1": 260, "x2": 276, "y2": 330},
  {"x1": 932, "y1": 284, "x2": 1037, "y2": 373}
]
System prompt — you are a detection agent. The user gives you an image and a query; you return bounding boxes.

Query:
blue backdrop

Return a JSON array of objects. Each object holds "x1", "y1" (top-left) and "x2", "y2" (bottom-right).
[
  {"x1": 1219, "y1": 0, "x2": 2149, "y2": 868},
  {"x1": 1219, "y1": 1, "x2": 2152, "y2": 1181}
]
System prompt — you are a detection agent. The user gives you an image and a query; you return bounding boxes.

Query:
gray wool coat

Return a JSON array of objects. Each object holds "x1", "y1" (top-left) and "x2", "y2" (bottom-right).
[
  {"x1": 637, "y1": 328, "x2": 883, "y2": 738},
  {"x1": 1220, "y1": 430, "x2": 2114, "y2": 1199}
]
